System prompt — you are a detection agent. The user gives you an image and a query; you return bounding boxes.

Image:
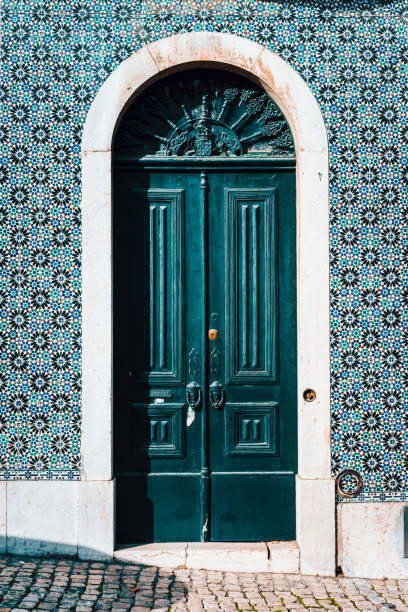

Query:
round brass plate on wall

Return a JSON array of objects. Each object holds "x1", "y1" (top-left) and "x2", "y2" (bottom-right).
[
  {"x1": 335, "y1": 469, "x2": 364, "y2": 499},
  {"x1": 303, "y1": 388, "x2": 316, "y2": 402}
]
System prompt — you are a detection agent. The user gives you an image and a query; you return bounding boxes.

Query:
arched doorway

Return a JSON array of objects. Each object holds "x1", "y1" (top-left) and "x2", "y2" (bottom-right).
[
  {"x1": 112, "y1": 69, "x2": 297, "y2": 543},
  {"x1": 81, "y1": 32, "x2": 334, "y2": 574}
]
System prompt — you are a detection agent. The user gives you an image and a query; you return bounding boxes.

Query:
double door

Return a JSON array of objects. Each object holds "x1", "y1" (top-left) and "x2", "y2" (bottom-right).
[{"x1": 114, "y1": 162, "x2": 297, "y2": 543}]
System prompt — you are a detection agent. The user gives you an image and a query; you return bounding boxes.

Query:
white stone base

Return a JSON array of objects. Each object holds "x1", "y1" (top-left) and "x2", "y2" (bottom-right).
[
  {"x1": 115, "y1": 542, "x2": 187, "y2": 567},
  {"x1": 114, "y1": 541, "x2": 299, "y2": 573},
  {"x1": 338, "y1": 502, "x2": 408, "y2": 579},
  {"x1": 7, "y1": 481, "x2": 78, "y2": 557},
  {"x1": 8, "y1": 476, "x2": 408, "y2": 580},
  {"x1": 296, "y1": 476, "x2": 336, "y2": 576},
  {"x1": 0, "y1": 480, "x2": 114, "y2": 559},
  {"x1": 78, "y1": 480, "x2": 115, "y2": 561},
  {"x1": 267, "y1": 541, "x2": 300, "y2": 573}
]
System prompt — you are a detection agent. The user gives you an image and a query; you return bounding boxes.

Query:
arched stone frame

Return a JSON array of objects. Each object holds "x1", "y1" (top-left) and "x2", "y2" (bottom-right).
[{"x1": 81, "y1": 32, "x2": 335, "y2": 575}]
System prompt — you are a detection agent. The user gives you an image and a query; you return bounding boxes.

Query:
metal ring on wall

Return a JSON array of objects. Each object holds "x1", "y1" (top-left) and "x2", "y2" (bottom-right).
[{"x1": 335, "y1": 469, "x2": 364, "y2": 499}]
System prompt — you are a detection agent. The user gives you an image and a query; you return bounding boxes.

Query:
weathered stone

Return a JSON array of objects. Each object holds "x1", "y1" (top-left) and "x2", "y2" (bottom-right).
[{"x1": 0, "y1": 553, "x2": 403, "y2": 611}]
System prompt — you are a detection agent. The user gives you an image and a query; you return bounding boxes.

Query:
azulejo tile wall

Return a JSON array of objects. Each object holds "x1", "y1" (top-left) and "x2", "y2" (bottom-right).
[{"x1": 0, "y1": 0, "x2": 407, "y2": 499}]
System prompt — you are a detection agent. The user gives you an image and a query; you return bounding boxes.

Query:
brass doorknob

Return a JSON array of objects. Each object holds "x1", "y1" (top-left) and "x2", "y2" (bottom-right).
[{"x1": 303, "y1": 388, "x2": 316, "y2": 402}]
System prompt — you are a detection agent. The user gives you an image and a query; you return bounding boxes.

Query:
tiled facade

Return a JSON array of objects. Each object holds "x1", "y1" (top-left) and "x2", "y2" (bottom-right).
[{"x1": 0, "y1": 0, "x2": 407, "y2": 501}]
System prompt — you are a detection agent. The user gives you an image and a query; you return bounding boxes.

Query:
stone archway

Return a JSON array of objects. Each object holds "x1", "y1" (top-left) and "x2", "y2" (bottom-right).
[{"x1": 81, "y1": 32, "x2": 334, "y2": 575}]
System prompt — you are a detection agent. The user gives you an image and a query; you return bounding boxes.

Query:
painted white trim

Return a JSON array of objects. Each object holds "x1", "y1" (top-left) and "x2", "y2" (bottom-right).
[{"x1": 81, "y1": 32, "x2": 334, "y2": 574}]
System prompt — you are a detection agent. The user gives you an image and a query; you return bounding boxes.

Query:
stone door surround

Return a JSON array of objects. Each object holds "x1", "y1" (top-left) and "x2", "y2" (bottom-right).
[{"x1": 81, "y1": 32, "x2": 334, "y2": 575}]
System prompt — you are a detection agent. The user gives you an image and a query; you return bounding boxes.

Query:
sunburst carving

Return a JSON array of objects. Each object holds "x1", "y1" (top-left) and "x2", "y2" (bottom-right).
[{"x1": 114, "y1": 70, "x2": 295, "y2": 158}]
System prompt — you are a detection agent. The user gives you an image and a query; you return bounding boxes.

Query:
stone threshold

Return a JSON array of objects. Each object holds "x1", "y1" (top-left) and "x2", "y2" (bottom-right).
[{"x1": 114, "y1": 541, "x2": 299, "y2": 573}]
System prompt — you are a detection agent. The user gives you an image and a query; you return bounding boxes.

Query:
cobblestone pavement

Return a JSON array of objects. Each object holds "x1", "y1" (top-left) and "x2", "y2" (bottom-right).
[{"x1": 0, "y1": 555, "x2": 406, "y2": 611}]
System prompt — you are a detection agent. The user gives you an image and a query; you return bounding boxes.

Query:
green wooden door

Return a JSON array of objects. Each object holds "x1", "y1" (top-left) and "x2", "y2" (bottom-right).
[
  {"x1": 113, "y1": 161, "x2": 296, "y2": 543},
  {"x1": 114, "y1": 167, "x2": 205, "y2": 542},
  {"x1": 207, "y1": 167, "x2": 297, "y2": 541}
]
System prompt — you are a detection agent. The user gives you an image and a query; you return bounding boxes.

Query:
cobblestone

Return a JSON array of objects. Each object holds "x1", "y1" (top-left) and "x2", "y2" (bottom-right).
[{"x1": 0, "y1": 555, "x2": 403, "y2": 610}]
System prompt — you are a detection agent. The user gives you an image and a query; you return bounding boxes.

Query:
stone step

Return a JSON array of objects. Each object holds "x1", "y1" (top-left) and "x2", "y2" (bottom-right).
[{"x1": 114, "y1": 541, "x2": 299, "y2": 572}]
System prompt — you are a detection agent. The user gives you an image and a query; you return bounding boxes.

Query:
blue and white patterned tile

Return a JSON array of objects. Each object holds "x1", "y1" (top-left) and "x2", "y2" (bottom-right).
[{"x1": 0, "y1": 0, "x2": 408, "y2": 499}]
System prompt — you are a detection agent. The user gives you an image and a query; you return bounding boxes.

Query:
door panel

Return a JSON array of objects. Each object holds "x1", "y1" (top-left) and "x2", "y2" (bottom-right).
[
  {"x1": 114, "y1": 164, "x2": 296, "y2": 543},
  {"x1": 225, "y1": 402, "x2": 278, "y2": 457},
  {"x1": 132, "y1": 403, "x2": 185, "y2": 458},
  {"x1": 225, "y1": 188, "x2": 278, "y2": 384},
  {"x1": 134, "y1": 189, "x2": 185, "y2": 385},
  {"x1": 116, "y1": 474, "x2": 201, "y2": 543},
  {"x1": 210, "y1": 473, "x2": 295, "y2": 541}
]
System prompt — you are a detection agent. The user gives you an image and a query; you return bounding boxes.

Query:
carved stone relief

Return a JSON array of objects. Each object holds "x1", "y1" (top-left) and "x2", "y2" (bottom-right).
[{"x1": 114, "y1": 70, "x2": 295, "y2": 158}]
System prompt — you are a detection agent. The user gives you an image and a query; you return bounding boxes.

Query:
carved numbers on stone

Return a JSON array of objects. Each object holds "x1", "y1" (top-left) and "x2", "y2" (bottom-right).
[{"x1": 114, "y1": 69, "x2": 295, "y2": 158}]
